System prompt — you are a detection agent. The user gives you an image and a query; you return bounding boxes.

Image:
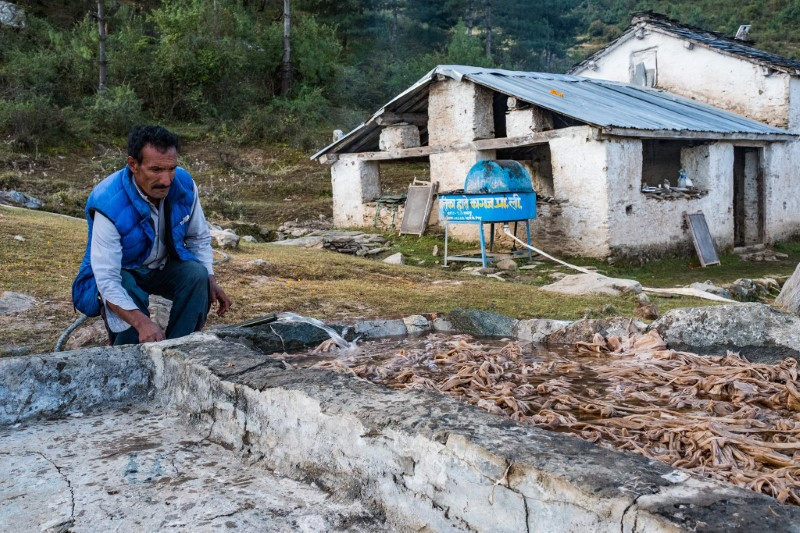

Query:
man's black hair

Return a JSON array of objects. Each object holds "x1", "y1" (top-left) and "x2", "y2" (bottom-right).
[{"x1": 127, "y1": 125, "x2": 181, "y2": 163}]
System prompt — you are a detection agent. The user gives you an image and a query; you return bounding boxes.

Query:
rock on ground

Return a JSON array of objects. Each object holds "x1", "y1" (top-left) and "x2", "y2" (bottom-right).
[
  {"x1": 724, "y1": 278, "x2": 767, "y2": 302},
  {"x1": 688, "y1": 282, "x2": 732, "y2": 300},
  {"x1": 0, "y1": 190, "x2": 42, "y2": 209},
  {"x1": 0, "y1": 2, "x2": 25, "y2": 29},
  {"x1": 210, "y1": 226, "x2": 240, "y2": 249},
  {"x1": 383, "y1": 252, "x2": 405, "y2": 265},
  {"x1": 650, "y1": 303, "x2": 800, "y2": 363},
  {"x1": 541, "y1": 273, "x2": 642, "y2": 296},
  {"x1": 775, "y1": 263, "x2": 800, "y2": 314},
  {"x1": 495, "y1": 258, "x2": 518, "y2": 271},
  {"x1": 446, "y1": 308, "x2": 517, "y2": 338},
  {"x1": 0, "y1": 291, "x2": 36, "y2": 315},
  {"x1": 513, "y1": 318, "x2": 571, "y2": 343}
]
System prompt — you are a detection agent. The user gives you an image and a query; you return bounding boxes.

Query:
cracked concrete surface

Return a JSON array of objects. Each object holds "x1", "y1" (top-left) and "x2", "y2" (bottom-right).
[
  {"x1": 0, "y1": 407, "x2": 382, "y2": 532},
  {"x1": 2, "y1": 329, "x2": 800, "y2": 532}
]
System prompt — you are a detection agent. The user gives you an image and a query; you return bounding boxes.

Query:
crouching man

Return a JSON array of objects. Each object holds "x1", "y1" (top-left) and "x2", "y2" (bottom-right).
[{"x1": 72, "y1": 125, "x2": 231, "y2": 344}]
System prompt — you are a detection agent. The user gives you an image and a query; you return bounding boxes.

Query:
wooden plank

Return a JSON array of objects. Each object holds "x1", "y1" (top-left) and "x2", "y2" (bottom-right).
[
  {"x1": 685, "y1": 211, "x2": 720, "y2": 267},
  {"x1": 376, "y1": 112, "x2": 428, "y2": 126},
  {"x1": 600, "y1": 127, "x2": 794, "y2": 142},
  {"x1": 399, "y1": 180, "x2": 438, "y2": 236},
  {"x1": 335, "y1": 127, "x2": 585, "y2": 163}
]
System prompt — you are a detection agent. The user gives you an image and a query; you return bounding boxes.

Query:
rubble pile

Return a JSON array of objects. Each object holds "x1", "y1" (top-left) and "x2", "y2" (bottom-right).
[
  {"x1": 641, "y1": 186, "x2": 708, "y2": 200},
  {"x1": 273, "y1": 218, "x2": 389, "y2": 256}
]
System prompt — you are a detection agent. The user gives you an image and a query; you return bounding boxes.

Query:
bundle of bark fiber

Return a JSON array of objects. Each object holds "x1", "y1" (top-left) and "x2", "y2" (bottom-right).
[{"x1": 313, "y1": 331, "x2": 800, "y2": 505}]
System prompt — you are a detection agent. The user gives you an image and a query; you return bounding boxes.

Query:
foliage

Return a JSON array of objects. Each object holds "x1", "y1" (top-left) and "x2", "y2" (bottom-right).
[
  {"x1": 0, "y1": 95, "x2": 67, "y2": 148},
  {"x1": 240, "y1": 87, "x2": 330, "y2": 150},
  {"x1": 4, "y1": 0, "x2": 800, "y2": 149},
  {"x1": 86, "y1": 85, "x2": 143, "y2": 136}
]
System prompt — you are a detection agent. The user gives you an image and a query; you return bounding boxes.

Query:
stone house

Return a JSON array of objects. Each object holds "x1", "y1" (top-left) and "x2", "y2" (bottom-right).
[
  {"x1": 312, "y1": 63, "x2": 796, "y2": 260},
  {"x1": 571, "y1": 12, "x2": 800, "y2": 252}
]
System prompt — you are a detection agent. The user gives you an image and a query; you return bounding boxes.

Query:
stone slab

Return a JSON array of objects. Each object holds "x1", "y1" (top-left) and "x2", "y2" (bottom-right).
[
  {"x1": 354, "y1": 319, "x2": 408, "y2": 338},
  {"x1": 0, "y1": 345, "x2": 152, "y2": 426},
  {"x1": 446, "y1": 308, "x2": 517, "y2": 338},
  {"x1": 650, "y1": 303, "x2": 800, "y2": 362},
  {"x1": 0, "y1": 407, "x2": 381, "y2": 532},
  {"x1": 775, "y1": 262, "x2": 800, "y2": 314},
  {"x1": 541, "y1": 273, "x2": 642, "y2": 296},
  {"x1": 0, "y1": 291, "x2": 36, "y2": 315}
]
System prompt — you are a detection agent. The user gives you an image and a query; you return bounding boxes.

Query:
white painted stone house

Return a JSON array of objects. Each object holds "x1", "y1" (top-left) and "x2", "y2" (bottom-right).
[
  {"x1": 312, "y1": 64, "x2": 796, "y2": 260},
  {"x1": 572, "y1": 12, "x2": 800, "y2": 251}
]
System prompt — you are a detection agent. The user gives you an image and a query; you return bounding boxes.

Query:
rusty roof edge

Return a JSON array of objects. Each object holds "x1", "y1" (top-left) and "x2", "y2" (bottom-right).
[{"x1": 599, "y1": 126, "x2": 796, "y2": 141}]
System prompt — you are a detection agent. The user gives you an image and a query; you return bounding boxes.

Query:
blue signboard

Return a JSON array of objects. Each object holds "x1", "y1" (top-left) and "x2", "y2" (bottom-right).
[{"x1": 438, "y1": 192, "x2": 536, "y2": 223}]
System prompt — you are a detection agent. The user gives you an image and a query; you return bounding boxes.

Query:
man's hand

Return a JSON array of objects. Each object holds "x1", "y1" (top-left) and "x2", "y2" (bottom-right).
[
  {"x1": 106, "y1": 302, "x2": 165, "y2": 343},
  {"x1": 209, "y1": 275, "x2": 232, "y2": 316},
  {"x1": 135, "y1": 315, "x2": 166, "y2": 343}
]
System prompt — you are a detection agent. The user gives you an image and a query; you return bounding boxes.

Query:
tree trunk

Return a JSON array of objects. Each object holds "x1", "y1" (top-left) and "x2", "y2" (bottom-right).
[
  {"x1": 390, "y1": 0, "x2": 398, "y2": 54},
  {"x1": 97, "y1": 0, "x2": 107, "y2": 92},
  {"x1": 280, "y1": 0, "x2": 292, "y2": 96},
  {"x1": 484, "y1": 0, "x2": 492, "y2": 58}
]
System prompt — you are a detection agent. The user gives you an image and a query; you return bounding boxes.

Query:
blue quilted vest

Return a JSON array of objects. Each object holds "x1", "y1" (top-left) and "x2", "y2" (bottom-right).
[{"x1": 71, "y1": 165, "x2": 199, "y2": 317}]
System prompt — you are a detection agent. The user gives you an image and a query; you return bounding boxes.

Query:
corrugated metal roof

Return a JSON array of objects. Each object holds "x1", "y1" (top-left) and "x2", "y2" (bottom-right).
[
  {"x1": 573, "y1": 12, "x2": 800, "y2": 76},
  {"x1": 312, "y1": 65, "x2": 793, "y2": 160}
]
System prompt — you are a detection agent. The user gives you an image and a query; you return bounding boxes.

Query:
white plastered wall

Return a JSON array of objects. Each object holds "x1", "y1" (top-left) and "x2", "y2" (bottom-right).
[
  {"x1": 574, "y1": 29, "x2": 791, "y2": 128},
  {"x1": 428, "y1": 79, "x2": 497, "y2": 241},
  {"x1": 330, "y1": 158, "x2": 381, "y2": 227},
  {"x1": 606, "y1": 141, "x2": 735, "y2": 257},
  {"x1": 763, "y1": 141, "x2": 800, "y2": 242},
  {"x1": 529, "y1": 127, "x2": 612, "y2": 258}
]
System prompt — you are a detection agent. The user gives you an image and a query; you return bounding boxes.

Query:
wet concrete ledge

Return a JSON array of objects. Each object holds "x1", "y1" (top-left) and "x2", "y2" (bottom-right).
[
  {"x1": 148, "y1": 335, "x2": 800, "y2": 532},
  {"x1": 3, "y1": 312, "x2": 800, "y2": 531}
]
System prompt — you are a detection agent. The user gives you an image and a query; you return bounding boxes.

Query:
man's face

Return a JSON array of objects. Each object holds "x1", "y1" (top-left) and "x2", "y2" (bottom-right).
[{"x1": 128, "y1": 144, "x2": 178, "y2": 203}]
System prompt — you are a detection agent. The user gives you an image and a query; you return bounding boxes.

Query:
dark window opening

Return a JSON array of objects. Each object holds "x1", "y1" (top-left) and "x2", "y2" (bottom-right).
[
  {"x1": 492, "y1": 92, "x2": 508, "y2": 138},
  {"x1": 642, "y1": 140, "x2": 686, "y2": 187},
  {"x1": 496, "y1": 144, "x2": 554, "y2": 198}
]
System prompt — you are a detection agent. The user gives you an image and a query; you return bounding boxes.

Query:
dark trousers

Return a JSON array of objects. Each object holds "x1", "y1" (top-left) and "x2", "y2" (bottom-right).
[{"x1": 111, "y1": 259, "x2": 210, "y2": 346}]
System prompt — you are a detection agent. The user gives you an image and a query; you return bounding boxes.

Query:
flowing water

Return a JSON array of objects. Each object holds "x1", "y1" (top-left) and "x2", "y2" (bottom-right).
[{"x1": 275, "y1": 312, "x2": 360, "y2": 353}]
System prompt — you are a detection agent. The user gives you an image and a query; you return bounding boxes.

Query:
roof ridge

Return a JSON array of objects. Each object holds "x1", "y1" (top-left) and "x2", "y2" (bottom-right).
[{"x1": 631, "y1": 11, "x2": 756, "y2": 47}]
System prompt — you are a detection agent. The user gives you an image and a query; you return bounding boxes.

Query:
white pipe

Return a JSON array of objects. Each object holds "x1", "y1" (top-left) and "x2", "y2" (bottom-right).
[{"x1": 501, "y1": 225, "x2": 737, "y2": 303}]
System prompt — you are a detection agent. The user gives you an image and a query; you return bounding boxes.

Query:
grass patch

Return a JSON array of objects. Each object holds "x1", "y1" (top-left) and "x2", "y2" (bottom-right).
[{"x1": 567, "y1": 245, "x2": 800, "y2": 288}]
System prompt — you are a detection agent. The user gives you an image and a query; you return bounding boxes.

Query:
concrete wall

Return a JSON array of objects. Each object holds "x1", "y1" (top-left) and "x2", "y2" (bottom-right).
[
  {"x1": 331, "y1": 158, "x2": 381, "y2": 227},
  {"x1": 427, "y1": 79, "x2": 494, "y2": 144},
  {"x1": 530, "y1": 127, "x2": 612, "y2": 258},
  {"x1": 606, "y1": 141, "x2": 735, "y2": 258},
  {"x1": 764, "y1": 141, "x2": 800, "y2": 242},
  {"x1": 574, "y1": 29, "x2": 792, "y2": 128}
]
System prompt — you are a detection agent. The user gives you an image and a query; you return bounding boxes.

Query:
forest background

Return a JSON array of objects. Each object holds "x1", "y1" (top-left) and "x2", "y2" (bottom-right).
[{"x1": 3, "y1": 0, "x2": 800, "y2": 153}]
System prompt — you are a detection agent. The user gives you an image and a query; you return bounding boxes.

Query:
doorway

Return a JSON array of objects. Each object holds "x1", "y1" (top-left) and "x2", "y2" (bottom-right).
[{"x1": 733, "y1": 147, "x2": 764, "y2": 247}]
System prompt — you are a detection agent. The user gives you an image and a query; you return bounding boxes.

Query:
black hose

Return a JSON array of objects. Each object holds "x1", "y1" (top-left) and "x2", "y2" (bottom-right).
[{"x1": 54, "y1": 314, "x2": 89, "y2": 352}]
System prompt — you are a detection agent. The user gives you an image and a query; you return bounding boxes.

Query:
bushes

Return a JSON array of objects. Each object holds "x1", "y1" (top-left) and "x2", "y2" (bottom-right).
[
  {"x1": 0, "y1": 96, "x2": 67, "y2": 149},
  {"x1": 239, "y1": 87, "x2": 330, "y2": 150},
  {"x1": 86, "y1": 85, "x2": 143, "y2": 136}
]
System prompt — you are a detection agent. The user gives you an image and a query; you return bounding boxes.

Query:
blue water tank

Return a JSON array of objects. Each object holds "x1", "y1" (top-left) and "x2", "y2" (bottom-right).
[{"x1": 464, "y1": 160, "x2": 533, "y2": 194}]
